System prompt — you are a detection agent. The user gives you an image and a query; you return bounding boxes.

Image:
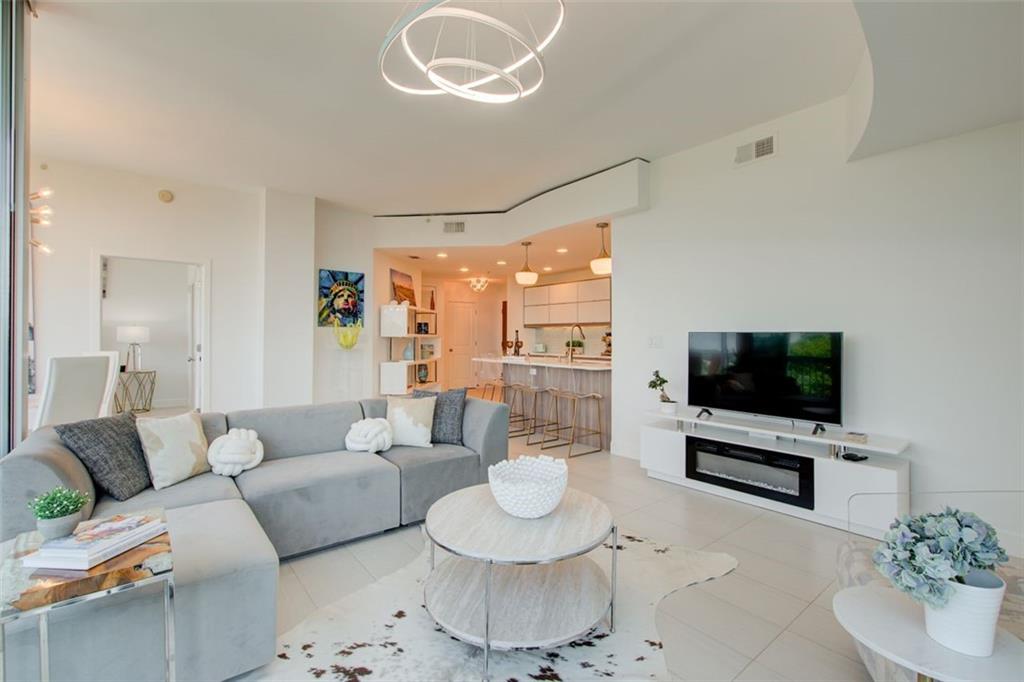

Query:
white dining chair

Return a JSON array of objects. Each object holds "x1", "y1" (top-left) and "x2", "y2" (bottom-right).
[{"x1": 34, "y1": 352, "x2": 120, "y2": 430}]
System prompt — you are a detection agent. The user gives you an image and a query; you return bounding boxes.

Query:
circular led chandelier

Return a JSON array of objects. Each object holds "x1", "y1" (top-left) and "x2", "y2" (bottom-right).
[{"x1": 379, "y1": 1, "x2": 565, "y2": 104}]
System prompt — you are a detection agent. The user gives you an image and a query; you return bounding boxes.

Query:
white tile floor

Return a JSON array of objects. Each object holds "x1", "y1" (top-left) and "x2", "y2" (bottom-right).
[{"x1": 276, "y1": 434, "x2": 872, "y2": 682}]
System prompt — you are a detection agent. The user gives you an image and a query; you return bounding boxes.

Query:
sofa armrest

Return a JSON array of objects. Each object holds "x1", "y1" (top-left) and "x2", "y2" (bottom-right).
[
  {"x1": 461, "y1": 398, "x2": 509, "y2": 482},
  {"x1": 0, "y1": 427, "x2": 96, "y2": 541}
]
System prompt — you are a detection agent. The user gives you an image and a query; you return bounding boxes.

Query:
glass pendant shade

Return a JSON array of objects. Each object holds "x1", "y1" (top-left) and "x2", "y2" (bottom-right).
[
  {"x1": 468, "y1": 276, "x2": 489, "y2": 292},
  {"x1": 515, "y1": 241, "x2": 539, "y2": 286},
  {"x1": 590, "y1": 222, "x2": 612, "y2": 275}
]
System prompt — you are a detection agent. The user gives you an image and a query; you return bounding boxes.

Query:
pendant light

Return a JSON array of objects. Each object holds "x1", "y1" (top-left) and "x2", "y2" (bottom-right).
[
  {"x1": 468, "y1": 274, "x2": 489, "y2": 293},
  {"x1": 515, "y1": 241, "x2": 539, "y2": 286},
  {"x1": 590, "y1": 222, "x2": 612, "y2": 275}
]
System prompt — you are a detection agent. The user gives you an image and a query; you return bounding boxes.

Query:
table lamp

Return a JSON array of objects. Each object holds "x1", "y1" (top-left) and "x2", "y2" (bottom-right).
[{"x1": 117, "y1": 325, "x2": 150, "y2": 370}]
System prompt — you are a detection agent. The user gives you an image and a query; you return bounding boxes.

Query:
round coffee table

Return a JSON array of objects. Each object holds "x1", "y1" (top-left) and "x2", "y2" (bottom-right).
[{"x1": 424, "y1": 484, "x2": 617, "y2": 679}]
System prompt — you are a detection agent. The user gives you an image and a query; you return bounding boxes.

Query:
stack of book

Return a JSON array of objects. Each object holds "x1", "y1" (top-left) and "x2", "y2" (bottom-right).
[{"x1": 23, "y1": 511, "x2": 167, "y2": 571}]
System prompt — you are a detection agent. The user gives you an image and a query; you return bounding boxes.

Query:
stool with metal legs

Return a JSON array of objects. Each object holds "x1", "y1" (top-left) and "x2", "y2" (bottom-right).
[
  {"x1": 505, "y1": 383, "x2": 533, "y2": 437},
  {"x1": 477, "y1": 356, "x2": 506, "y2": 402},
  {"x1": 526, "y1": 386, "x2": 561, "y2": 446},
  {"x1": 541, "y1": 389, "x2": 606, "y2": 457}
]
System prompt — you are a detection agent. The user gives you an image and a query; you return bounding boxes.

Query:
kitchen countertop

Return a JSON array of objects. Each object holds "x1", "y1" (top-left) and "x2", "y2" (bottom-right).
[{"x1": 473, "y1": 356, "x2": 611, "y2": 372}]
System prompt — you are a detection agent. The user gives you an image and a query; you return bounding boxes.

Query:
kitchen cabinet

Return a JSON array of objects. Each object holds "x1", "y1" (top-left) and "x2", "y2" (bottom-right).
[{"x1": 522, "y1": 276, "x2": 611, "y2": 327}]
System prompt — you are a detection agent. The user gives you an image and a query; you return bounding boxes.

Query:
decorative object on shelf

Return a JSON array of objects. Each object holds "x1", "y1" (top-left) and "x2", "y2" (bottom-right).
[
  {"x1": 402, "y1": 341, "x2": 415, "y2": 361},
  {"x1": 416, "y1": 364, "x2": 430, "y2": 384},
  {"x1": 487, "y1": 455, "x2": 568, "y2": 518},
  {"x1": 318, "y1": 269, "x2": 365, "y2": 328},
  {"x1": 116, "y1": 325, "x2": 150, "y2": 370},
  {"x1": 515, "y1": 241, "x2": 539, "y2": 285},
  {"x1": 379, "y1": 0, "x2": 565, "y2": 104},
  {"x1": 589, "y1": 222, "x2": 612, "y2": 275},
  {"x1": 207, "y1": 428, "x2": 264, "y2": 476},
  {"x1": 27, "y1": 485, "x2": 90, "y2": 540},
  {"x1": 602, "y1": 331, "x2": 612, "y2": 356},
  {"x1": 424, "y1": 285, "x2": 437, "y2": 310},
  {"x1": 502, "y1": 339, "x2": 514, "y2": 355},
  {"x1": 513, "y1": 329, "x2": 523, "y2": 356},
  {"x1": 468, "y1": 274, "x2": 489, "y2": 293},
  {"x1": 345, "y1": 418, "x2": 393, "y2": 454},
  {"x1": 332, "y1": 319, "x2": 362, "y2": 350},
  {"x1": 873, "y1": 508, "x2": 1009, "y2": 656},
  {"x1": 390, "y1": 268, "x2": 417, "y2": 306},
  {"x1": 416, "y1": 321, "x2": 429, "y2": 334},
  {"x1": 648, "y1": 370, "x2": 676, "y2": 413}
]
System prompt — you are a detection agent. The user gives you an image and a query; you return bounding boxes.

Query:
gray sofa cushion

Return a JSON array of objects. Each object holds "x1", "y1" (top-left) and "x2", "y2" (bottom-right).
[
  {"x1": 360, "y1": 398, "x2": 387, "y2": 419},
  {"x1": 199, "y1": 412, "x2": 228, "y2": 443},
  {"x1": 379, "y1": 444, "x2": 480, "y2": 524},
  {"x1": 225, "y1": 402, "x2": 363, "y2": 460},
  {"x1": 54, "y1": 412, "x2": 150, "y2": 501},
  {"x1": 92, "y1": 472, "x2": 241, "y2": 518},
  {"x1": 3, "y1": 499, "x2": 277, "y2": 682},
  {"x1": 235, "y1": 450, "x2": 400, "y2": 557},
  {"x1": 413, "y1": 387, "x2": 467, "y2": 444}
]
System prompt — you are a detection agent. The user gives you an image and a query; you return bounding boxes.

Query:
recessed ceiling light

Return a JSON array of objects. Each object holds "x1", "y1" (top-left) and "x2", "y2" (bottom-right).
[
  {"x1": 543, "y1": 266, "x2": 553, "y2": 272},
  {"x1": 459, "y1": 266, "x2": 469, "y2": 272},
  {"x1": 556, "y1": 247, "x2": 568, "y2": 254},
  {"x1": 496, "y1": 260, "x2": 507, "y2": 266},
  {"x1": 436, "y1": 252, "x2": 448, "y2": 258}
]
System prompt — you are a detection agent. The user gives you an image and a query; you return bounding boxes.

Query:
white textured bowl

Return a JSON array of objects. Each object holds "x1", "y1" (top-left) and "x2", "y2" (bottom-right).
[{"x1": 488, "y1": 455, "x2": 568, "y2": 519}]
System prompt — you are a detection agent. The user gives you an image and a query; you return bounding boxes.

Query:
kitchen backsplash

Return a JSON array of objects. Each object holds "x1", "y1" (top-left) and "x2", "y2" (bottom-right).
[{"x1": 526, "y1": 326, "x2": 611, "y2": 357}]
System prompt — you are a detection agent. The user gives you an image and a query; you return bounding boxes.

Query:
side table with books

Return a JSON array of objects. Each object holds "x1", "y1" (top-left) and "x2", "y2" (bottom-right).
[{"x1": 0, "y1": 509, "x2": 175, "y2": 682}]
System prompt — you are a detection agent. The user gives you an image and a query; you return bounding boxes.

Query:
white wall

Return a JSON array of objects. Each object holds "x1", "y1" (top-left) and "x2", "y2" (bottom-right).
[
  {"x1": 30, "y1": 160, "x2": 262, "y2": 413},
  {"x1": 612, "y1": 100, "x2": 1023, "y2": 512},
  {"x1": 259, "y1": 189, "x2": 315, "y2": 407},
  {"x1": 100, "y1": 257, "x2": 192, "y2": 408}
]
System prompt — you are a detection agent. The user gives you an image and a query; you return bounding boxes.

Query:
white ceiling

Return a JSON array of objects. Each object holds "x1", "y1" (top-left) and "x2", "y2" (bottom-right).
[
  {"x1": 383, "y1": 219, "x2": 612, "y2": 279},
  {"x1": 30, "y1": 1, "x2": 866, "y2": 215}
]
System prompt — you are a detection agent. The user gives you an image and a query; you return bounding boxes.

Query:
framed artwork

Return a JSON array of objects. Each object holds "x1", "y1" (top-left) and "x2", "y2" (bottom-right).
[
  {"x1": 318, "y1": 269, "x2": 365, "y2": 327},
  {"x1": 390, "y1": 268, "x2": 417, "y2": 306}
]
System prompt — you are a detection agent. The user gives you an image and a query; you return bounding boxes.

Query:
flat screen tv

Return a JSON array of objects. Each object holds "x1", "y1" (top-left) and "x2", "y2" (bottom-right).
[{"x1": 688, "y1": 332, "x2": 843, "y2": 425}]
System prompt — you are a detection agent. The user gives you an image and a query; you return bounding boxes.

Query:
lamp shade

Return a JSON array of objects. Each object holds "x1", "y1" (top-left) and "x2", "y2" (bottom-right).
[
  {"x1": 117, "y1": 326, "x2": 151, "y2": 344},
  {"x1": 589, "y1": 256, "x2": 612, "y2": 275}
]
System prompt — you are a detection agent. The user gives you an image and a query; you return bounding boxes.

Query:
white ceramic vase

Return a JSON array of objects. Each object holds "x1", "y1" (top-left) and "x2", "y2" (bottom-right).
[
  {"x1": 924, "y1": 569, "x2": 1006, "y2": 657},
  {"x1": 488, "y1": 455, "x2": 568, "y2": 519},
  {"x1": 37, "y1": 511, "x2": 80, "y2": 540},
  {"x1": 659, "y1": 402, "x2": 678, "y2": 415}
]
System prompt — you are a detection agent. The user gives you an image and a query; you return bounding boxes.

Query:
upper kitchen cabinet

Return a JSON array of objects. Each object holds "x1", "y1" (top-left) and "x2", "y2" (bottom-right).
[{"x1": 523, "y1": 276, "x2": 611, "y2": 327}]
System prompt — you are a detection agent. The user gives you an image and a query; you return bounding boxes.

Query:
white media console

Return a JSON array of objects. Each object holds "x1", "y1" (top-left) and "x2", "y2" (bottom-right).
[{"x1": 640, "y1": 408, "x2": 910, "y2": 538}]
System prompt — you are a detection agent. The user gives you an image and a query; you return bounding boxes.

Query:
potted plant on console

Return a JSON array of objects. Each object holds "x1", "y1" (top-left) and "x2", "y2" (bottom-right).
[
  {"x1": 873, "y1": 508, "x2": 1009, "y2": 657},
  {"x1": 28, "y1": 485, "x2": 91, "y2": 540},
  {"x1": 649, "y1": 370, "x2": 677, "y2": 415}
]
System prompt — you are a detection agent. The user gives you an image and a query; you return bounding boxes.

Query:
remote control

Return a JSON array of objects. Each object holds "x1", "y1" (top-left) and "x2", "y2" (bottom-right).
[{"x1": 842, "y1": 453, "x2": 868, "y2": 462}]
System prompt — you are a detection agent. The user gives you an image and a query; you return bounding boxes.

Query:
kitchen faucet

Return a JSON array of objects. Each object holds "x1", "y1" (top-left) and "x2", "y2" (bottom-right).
[{"x1": 568, "y1": 324, "x2": 586, "y2": 364}]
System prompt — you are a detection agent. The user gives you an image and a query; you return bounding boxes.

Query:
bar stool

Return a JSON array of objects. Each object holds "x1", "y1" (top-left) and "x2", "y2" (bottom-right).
[
  {"x1": 504, "y1": 382, "x2": 533, "y2": 437},
  {"x1": 476, "y1": 356, "x2": 505, "y2": 402},
  {"x1": 525, "y1": 386, "x2": 561, "y2": 446},
  {"x1": 540, "y1": 389, "x2": 606, "y2": 457}
]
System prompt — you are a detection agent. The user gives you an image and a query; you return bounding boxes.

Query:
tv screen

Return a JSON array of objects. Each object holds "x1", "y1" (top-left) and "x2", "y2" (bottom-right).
[{"x1": 688, "y1": 332, "x2": 842, "y2": 425}]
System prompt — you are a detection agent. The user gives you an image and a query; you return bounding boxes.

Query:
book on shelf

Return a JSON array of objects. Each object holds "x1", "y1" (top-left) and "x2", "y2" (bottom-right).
[{"x1": 22, "y1": 510, "x2": 167, "y2": 571}]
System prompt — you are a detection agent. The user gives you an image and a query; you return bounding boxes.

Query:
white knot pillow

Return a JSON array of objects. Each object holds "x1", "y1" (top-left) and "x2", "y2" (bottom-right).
[
  {"x1": 345, "y1": 418, "x2": 393, "y2": 454},
  {"x1": 207, "y1": 428, "x2": 264, "y2": 477}
]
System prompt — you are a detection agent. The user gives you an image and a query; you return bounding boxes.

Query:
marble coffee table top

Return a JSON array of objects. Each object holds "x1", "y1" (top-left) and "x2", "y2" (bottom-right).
[{"x1": 425, "y1": 484, "x2": 613, "y2": 564}]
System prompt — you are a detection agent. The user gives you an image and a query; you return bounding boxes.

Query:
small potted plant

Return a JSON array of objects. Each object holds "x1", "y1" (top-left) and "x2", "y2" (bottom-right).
[
  {"x1": 27, "y1": 486, "x2": 90, "y2": 540},
  {"x1": 648, "y1": 370, "x2": 677, "y2": 414},
  {"x1": 873, "y1": 507, "x2": 1009, "y2": 656}
]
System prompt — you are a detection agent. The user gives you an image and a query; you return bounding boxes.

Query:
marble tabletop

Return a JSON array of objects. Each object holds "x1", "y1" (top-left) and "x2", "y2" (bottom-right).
[
  {"x1": 833, "y1": 585, "x2": 1024, "y2": 682},
  {"x1": 425, "y1": 484, "x2": 613, "y2": 564}
]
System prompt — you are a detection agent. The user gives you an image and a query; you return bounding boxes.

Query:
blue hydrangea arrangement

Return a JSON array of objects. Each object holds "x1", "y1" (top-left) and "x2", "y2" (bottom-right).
[{"x1": 873, "y1": 507, "x2": 1008, "y2": 608}]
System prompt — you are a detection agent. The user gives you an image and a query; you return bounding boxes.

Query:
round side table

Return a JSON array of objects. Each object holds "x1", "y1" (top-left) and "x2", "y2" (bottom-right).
[{"x1": 833, "y1": 585, "x2": 1024, "y2": 682}]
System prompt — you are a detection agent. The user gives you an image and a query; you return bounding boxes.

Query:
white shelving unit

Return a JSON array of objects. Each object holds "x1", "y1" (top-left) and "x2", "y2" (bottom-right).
[
  {"x1": 380, "y1": 304, "x2": 441, "y2": 395},
  {"x1": 640, "y1": 408, "x2": 911, "y2": 538}
]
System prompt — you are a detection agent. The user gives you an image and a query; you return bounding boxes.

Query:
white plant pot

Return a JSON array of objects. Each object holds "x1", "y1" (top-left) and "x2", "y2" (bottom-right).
[
  {"x1": 37, "y1": 511, "x2": 81, "y2": 540},
  {"x1": 924, "y1": 570, "x2": 1006, "y2": 657},
  {"x1": 659, "y1": 402, "x2": 678, "y2": 415}
]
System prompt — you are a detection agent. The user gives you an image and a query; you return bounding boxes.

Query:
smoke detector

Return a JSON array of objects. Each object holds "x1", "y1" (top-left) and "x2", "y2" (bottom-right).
[{"x1": 734, "y1": 134, "x2": 777, "y2": 167}]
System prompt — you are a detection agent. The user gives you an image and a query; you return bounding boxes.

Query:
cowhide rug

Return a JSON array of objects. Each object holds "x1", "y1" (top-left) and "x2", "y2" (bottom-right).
[{"x1": 245, "y1": 531, "x2": 737, "y2": 682}]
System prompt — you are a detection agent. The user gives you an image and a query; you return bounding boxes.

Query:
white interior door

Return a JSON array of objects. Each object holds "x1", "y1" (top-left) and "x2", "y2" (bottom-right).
[
  {"x1": 187, "y1": 276, "x2": 204, "y2": 410},
  {"x1": 446, "y1": 301, "x2": 477, "y2": 389}
]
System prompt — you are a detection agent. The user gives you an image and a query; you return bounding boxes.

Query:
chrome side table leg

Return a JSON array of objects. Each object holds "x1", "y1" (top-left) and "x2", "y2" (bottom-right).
[
  {"x1": 430, "y1": 540, "x2": 435, "y2": 570},
  {"x1": 483, "y1": 560, "x2": 492, "y2": 681},
  {"x1": 38, "y1": 612, "x2": 49, "y2": 682},
  {"x1": 610, "y1": 526, "x2": 618, "y2": 633},
  {"x1": 164, "y1": 578, "x2": 176, "y2": 682}
]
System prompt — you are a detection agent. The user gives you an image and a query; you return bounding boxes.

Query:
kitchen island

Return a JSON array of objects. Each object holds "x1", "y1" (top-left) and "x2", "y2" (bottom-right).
[{"x1": 473, "y1": 356, "x2": 611, "y2": 450}]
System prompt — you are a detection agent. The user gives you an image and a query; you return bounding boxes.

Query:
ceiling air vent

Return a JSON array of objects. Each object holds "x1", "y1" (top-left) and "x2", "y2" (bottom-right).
[
  {"x1": 443, "y1": 221, "x2": 466, "y2": 234},
  {"x1": 734, "y1": 134, "x2": 777, "y2": 167}
]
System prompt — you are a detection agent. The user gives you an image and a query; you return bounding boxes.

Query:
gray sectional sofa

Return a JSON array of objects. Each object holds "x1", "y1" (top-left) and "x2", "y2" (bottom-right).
[{"x1": 0, "y1": 397, "x2": 509, "y2": 681}]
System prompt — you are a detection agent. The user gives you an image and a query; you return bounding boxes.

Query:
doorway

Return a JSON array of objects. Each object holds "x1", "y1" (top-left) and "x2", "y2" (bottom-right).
[
  {"x1": 445, "y1": 300, "x2": 477, "y2": 389},
  {"x1": 99, "y1": 256, "x2": 206, "y2": 413}
]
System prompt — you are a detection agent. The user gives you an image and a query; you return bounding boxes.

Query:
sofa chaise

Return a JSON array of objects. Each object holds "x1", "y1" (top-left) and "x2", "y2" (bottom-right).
[{"x1": 0, "y1": 397, "x2": 509, "y2": 681}]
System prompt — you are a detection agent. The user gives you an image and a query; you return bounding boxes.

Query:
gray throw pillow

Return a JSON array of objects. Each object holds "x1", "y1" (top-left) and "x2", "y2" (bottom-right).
[
  {"x1": 55, "y1": 412, "x2": 151, "y2": 501},
  {"x1": 413, "y1": 388, "x2": 467, "y2": 445}
]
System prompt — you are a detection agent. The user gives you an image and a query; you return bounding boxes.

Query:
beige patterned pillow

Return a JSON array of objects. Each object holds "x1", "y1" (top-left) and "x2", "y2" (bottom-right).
[
  {"x1": 136, "y1": 412, "x2": 210, "y2": 490},
  {"x1": 387, "y1": 396, "x2": 436, "y2": 448}
]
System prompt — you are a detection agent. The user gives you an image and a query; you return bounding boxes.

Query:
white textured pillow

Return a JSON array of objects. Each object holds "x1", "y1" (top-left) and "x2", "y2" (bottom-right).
[
  {"x1": 345, "y1": 418, "x2": 393, "y2": 453},
  {"x1": 136, "y1": 412, "x2": 210, "y2": 490},
  {"x1": 386, "y1": 396, "x2": 436, "y2": 448},
  {"x1": 207, "y1": 428, "x2": 264, "y2": 476}
]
